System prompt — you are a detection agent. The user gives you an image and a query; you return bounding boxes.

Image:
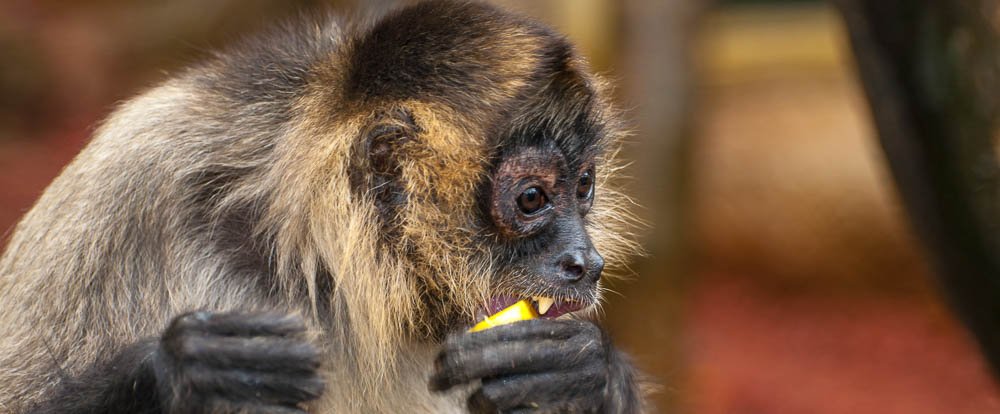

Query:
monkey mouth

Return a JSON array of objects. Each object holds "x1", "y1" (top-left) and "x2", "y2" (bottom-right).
[{"x1": 483, "y1": 295, "x2": 587, "y2": 320}]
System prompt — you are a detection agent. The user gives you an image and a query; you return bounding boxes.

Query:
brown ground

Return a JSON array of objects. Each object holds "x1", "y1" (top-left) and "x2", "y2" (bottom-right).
[{"x1": 681, "y1": 275, "x2": 1000, "y2": 414}]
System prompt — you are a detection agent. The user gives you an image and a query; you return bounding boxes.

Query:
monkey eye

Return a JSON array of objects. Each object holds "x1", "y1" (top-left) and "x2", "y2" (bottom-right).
[
  {"x1": 577, "y1": 169, "x2": 594, "y2": 199},
  {"x1": 517, "y1": 187, "x2": 548, "y2": 215}
]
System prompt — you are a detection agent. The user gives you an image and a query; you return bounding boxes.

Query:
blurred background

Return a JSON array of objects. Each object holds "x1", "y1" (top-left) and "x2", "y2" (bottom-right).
[{"x1": 1, "y1": 0, "x2": 998, "y2": 412}]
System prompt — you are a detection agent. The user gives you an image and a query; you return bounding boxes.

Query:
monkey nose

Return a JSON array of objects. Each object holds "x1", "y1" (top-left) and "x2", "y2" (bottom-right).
[
  {"x1": 556, "y1": 248, "x2": 603, "y2": 283},
  {"x1": 558, "y1": 251, "x2": 586, "y2": 282}
]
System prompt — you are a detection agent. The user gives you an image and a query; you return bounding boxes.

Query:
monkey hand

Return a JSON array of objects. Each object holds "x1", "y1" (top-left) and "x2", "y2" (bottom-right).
[
  {"x1": 153, "y1": 311, "x2": 324, "y2": 413},
  {"x1": 430, "y1": 318, "x2": 635, "y2": 414}
]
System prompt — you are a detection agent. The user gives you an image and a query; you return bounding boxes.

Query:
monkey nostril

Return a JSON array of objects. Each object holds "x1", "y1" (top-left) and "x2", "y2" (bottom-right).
[
  {"x1": 563, "y1": 263, "x2": 585, "y2": 280},
  {"x1": 558, "y1": 252, "x2": 587, "y2": 282},
  {"x1": 590, "y1": 252, "x2": 605, "y2": 282}
]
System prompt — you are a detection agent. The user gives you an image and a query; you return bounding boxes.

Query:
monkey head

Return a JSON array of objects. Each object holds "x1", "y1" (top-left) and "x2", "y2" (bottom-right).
[{"x1": 280, "y1": 1, "x2": 638, "y2": 344}]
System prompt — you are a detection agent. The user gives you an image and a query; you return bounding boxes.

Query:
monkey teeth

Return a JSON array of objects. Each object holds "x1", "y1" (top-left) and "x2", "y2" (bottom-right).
[{"x1": 532, "y1": 296, "x2": 555, "y2": 315}]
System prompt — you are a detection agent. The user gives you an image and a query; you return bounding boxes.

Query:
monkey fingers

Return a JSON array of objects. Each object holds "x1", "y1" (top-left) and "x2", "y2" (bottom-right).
[
  {"x1": 184, "y1": 366, "x2": 323, "y2": 406},
  {"x1": 467, "y1": 368, "x2": 608, "y2": 414},
  {"x1": 157, "y1": 311, "x2": 324, "y2": 412},
  {"x1": 430, "y1": 319, "x2": 608, "y2": 391},
  {"x1": 175, "y1": 335, "x2": 320, "y2": 372},
  {"x1": 454, "y1": 319, "x2": 583, "y2": 346},
  {"x1": 166, "y1": 311, "x2": 307, "y2": 337},
  {"x1": 200, "y1": 399, "x2": 314, "y2": 414},
  {"x1": 431, "y1": 338, "x2": 595, "y2": 390}
]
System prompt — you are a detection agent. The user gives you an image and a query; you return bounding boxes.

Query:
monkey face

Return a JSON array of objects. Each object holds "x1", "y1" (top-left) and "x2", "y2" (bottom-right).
[
  {"x1": 482, "y1": 142, "x2": 605, "y2": 320},
  {"x1": 326, "y1": 0, "x2": 638, "y2": 331}
]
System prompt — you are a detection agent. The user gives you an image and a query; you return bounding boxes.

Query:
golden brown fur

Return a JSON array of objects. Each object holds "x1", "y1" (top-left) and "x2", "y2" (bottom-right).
[{"x1": 0, "y1": 1, "x2": 640, "y2": 412}]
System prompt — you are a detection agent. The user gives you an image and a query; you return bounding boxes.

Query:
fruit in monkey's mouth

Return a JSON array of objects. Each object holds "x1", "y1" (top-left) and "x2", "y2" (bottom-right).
[
  {"x1": 469, "y1": 299, "x2": 538, "y2": 332},
  {"x1": 480, "y1": 295, "x2": 585, "y2": 321},
  {"x1": 469, "y1": 296, "x2": 588, "y2": 332}
]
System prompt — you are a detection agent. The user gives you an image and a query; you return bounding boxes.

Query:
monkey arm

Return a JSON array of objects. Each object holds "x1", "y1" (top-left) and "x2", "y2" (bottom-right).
[
  {"x1": 27, "y1": 339, "x2": 162, "y2": 414},
  {"x1": 29, "y1": 312, "x2": 323, "y2": 414},
  {"x1": 604, "y1": 346, "x2": 645, "y2": 414},
  {"x1": 430, "y1": 319, "x2": 644, "y2": 414}
]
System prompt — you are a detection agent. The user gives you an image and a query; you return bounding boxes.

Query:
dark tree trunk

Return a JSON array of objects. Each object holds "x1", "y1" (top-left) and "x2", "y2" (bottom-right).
[{"x1": 835, "y1": 0, "x2": 1000, "y2": 375}]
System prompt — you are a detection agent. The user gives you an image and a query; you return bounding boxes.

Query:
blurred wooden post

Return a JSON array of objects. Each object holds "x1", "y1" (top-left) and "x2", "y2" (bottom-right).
[
  {"x1": 835, "y1": 0, "x2": 1000, "y2": 375},
  {"x1": 603, "y1": 0, "x2": 705, "y2": 412}
]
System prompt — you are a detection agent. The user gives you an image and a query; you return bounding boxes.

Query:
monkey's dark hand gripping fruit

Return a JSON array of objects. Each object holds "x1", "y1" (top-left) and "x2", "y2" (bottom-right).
[{"x1": 432, "y1": 300, "x2": 627, "y2": 414}]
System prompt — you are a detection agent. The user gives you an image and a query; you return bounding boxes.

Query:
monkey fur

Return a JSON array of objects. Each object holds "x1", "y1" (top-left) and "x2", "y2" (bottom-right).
[{"x1": 0, "y1": 1, "x2": 645, "y2": 412}]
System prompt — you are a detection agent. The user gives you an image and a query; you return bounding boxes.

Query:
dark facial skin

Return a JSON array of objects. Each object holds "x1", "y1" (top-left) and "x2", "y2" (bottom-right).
[
  {"x1": 487, "y1": 145, "x2": 604, "y2": 300},
  {"x1": 430, "y1": 146, "x2": 639, "y2": 414}
]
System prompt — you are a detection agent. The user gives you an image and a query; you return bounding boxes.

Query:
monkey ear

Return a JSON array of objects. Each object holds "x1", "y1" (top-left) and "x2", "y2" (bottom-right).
[
  {"x1": 362, "y1": 108, "x2": 420, "y2": 176},
  {"x1": 351, "y1": 108, "x2": 419, "y2": 236}
]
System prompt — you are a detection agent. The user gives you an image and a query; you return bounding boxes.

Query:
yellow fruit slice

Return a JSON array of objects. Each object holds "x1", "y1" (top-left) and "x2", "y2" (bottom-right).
[{"x1": 468, "y1": 299, "x2": 538, "y2": 332}]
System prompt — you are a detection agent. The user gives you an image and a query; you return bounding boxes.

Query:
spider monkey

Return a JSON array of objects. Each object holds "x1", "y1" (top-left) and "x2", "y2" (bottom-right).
[{"x1": 0, "y1": 1, "x2": 645, "y2": 412}]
